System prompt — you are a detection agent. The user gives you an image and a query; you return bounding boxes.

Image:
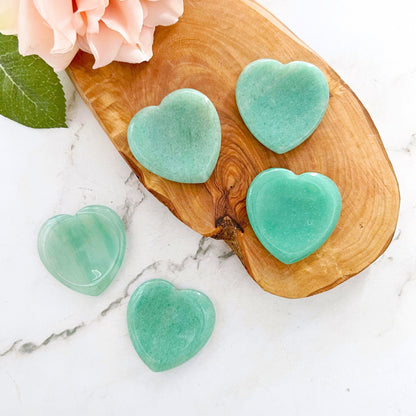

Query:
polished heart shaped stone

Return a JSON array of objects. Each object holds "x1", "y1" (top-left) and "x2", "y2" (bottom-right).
[
  {"x1": 127, "y1": 88, "x2": 221, "y2": 183},
  {"x1": 38, "y1": 205, "x2": 126, "y2": 296},
  {"x1": 236, "y1": 59, "x2": 329, "y2": 154},
  {"x1": 246, "y1": 168, "x2": 341, "y2": 264},
  {"x1": 127, "y1": 279, "x2": 215, "y2": 372}
]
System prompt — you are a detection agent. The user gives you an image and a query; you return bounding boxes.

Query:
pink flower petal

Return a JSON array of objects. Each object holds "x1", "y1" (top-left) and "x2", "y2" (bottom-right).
[
  {"x1": 72, "y1": 12, "x2": 87, "y2": 36},
  {"x1": 101, "y1": 0, "x2": 143, "y2": 44},
  {"x1": 18, "y1": 0, "x2": 78, "y2": 71},
  {"x1": 115, "y1": 25, "x2": 155, "y2": 63},
  {"x1": 33, "y1": 0, "x2": 77, "y2": 53},
  {"x1": 83, "y1": 21, "x2": 124, "y2": 68},
  {"x1": 15, "y1": 0, "x2": 183, "y2": 71},
  {"x1": 76, "y1": 0, "x2": 109, "y2": 34},
  {"x1": 142, "y1": 0, "x2": 183, "y2": 27}
]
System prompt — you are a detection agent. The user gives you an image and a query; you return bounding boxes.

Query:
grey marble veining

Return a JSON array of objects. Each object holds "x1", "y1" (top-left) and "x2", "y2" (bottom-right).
[
  {"x1": 0, "y1": 234, "x2": 232, "y2": 360},
  {"x1": 1, "y1": 0, "x2": 416, "y2": 414}
]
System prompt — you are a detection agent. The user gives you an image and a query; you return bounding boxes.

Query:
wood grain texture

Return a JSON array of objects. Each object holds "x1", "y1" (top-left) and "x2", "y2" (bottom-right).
[{"x1": 67, "y1": 0, "x2": 400, "y2": 298}]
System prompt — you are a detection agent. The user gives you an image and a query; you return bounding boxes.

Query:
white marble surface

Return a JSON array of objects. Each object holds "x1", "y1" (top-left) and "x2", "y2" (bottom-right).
[{"x1": 1, "y1": 0, "x2": 415, "y2": 414}]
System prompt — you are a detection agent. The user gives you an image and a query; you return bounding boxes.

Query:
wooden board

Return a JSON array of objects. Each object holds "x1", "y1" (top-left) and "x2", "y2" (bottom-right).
[{"x1": 67, "y1": 0, "x2": 400, "y2": 298}]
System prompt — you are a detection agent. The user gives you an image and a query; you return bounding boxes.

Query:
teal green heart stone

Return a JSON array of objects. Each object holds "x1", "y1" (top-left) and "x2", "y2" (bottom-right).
[
  {"x1": 127, "y1": 88, "x2": 221, "y2": 183},
  {"x1": 127, "y1": 279, "x2": 215, "y2": 372},
  {"x1": 246, "y1": 168, "x2": 341, "y2": 264},
  {"x1": 236, "y1": 59, "x2": 329, "y2": 154},
  {"x1": 38, "y1": 205, "x2": 126, "y2": 296}
]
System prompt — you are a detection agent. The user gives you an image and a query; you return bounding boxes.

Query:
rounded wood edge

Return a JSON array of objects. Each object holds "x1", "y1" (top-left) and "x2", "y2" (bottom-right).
[{"x1": 66, "y1": 0, "x2": 401, "y2": 299}]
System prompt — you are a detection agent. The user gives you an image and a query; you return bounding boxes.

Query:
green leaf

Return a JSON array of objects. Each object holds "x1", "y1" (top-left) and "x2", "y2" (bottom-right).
[{"x1": 0, "y1": 34, "x2": 67, "y2": 128}]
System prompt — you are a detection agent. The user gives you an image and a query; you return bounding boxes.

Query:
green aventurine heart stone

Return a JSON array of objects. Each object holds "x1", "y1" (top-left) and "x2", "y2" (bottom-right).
[
  {"x1": 127, "y1": 88, "x2": 221, "y2": 183},
  {"x1": 246, "y1": 168, "x2": 341, "y2": 264},
  {"x1": 38, "y1": 205, "x2": 126, "y2": 296},
  {"x1": 127, "y1": 279, "x2": 215, "y2": 372},
  {"x1": 236, "y1": 59, "x2": 329, "y2": 154}
]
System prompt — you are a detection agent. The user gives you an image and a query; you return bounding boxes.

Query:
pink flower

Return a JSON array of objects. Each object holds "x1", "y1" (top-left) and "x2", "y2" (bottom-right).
[{"x1": 0, "y1": 0, "x2": 183, "y2": 71}]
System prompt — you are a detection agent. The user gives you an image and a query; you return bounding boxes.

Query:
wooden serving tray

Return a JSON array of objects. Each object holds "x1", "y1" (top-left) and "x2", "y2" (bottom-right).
[{"x1": 67, "y1": 0, "x2": 400, "y2": 298}]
